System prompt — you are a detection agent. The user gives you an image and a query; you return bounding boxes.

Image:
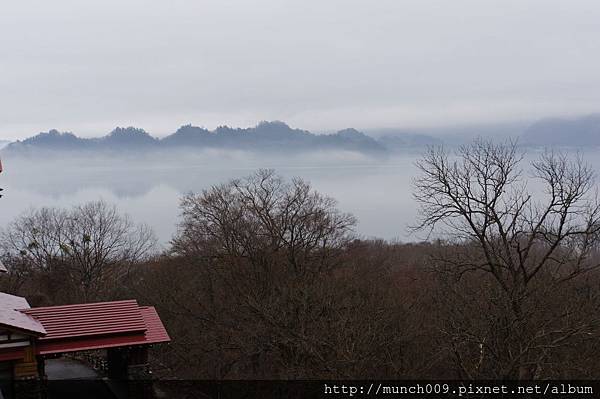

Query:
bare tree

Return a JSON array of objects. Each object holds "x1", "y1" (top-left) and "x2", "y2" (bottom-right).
[
  {"x1": 168, "y1": 170, "x2": 423, "y2": 378},
  {"x1": 0, "y1": 200, "x2": 156, "y2": 302},
  {"x1": 172, "y1": 169, "x2": 356, "y2": 275},
  {"x1": 413, "y1": 139, "x2": 600, "y2": 379}
]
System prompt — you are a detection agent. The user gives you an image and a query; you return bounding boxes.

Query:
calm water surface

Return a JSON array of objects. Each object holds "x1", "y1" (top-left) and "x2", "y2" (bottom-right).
[
  {"x1": 2, "y1": 150, "x2": 598, "y2": 248},
  {"x1": 0, "y1": 152, "x2": 420, "y2": 247}
]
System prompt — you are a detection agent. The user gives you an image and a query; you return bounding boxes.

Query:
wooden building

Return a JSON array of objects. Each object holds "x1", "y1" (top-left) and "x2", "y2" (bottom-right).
[{"x1": 0, "y1": 292, "x2": 170, "y2": 397}]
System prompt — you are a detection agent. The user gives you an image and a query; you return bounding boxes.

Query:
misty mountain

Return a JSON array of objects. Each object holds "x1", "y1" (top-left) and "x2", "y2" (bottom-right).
[
  {"x1": 160, "y1": 125, "x2": 212, "y2": 146},
  {"x1": 4, "y1": 121, "x2": 388, "y2": 154},
  {"x1": 377, "y1": 133, "x2": 443, "y2": 150},
  {"x1": 163, "y1": 121, "x2": 314, "y2": 150},
  {"x1": 8, "y1": 115, "x2": 600, "y2": 156},
  {"x1": 366, "y1": 122, "x2": 528, "y2": 144},
  {"x1": 103, "y1": 127, "x2": 158, "y2": 147},
  {"x1": 11, "y1": 127, "x2": 157, "y2": 150},
  {"x1": 16, "y1": 129, "x2": 85, "y2": 149},
  {"x1": 522, "y1": 115, "x2": 600, "y2": 146},
  {"x1": 162, "y1": 122, "x2": 387, "y2": 152}
]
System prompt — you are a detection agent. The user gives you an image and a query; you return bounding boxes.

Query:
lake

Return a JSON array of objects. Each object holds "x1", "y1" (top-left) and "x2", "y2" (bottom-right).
[{"x1": 1, "y1": 149, "x2": 598, "y2": 248}]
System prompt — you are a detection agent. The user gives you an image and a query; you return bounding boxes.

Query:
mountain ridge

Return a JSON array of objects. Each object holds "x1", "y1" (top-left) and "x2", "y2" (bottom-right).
[
  {"x1": 522, "y1": 114, "x2": 600, "y2": 146},
  {"x1": 6, "y1": 115, "x2": 600, "y2": 155},
  {"x1": 3, "y1": 121, "x2": 397, "y2": 154}
]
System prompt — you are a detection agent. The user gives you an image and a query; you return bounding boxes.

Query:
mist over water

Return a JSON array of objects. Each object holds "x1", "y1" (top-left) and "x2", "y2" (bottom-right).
[
  {"x1": 2, "y1": 149, "x2": 599, "y2": 247},
  {"x1": 0, "y1": 150, "x2": 419, "y2": 246}
]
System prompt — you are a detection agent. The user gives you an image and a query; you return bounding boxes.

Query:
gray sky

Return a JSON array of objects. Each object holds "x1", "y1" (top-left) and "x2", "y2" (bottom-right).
[{"x1": 2, "y1": 0, "x2": 600, "y2": 139}]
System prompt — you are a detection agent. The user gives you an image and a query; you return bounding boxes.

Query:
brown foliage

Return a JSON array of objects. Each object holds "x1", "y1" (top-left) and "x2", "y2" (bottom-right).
[
  {"x1": 3, "y1": 163, "x2": 600, "y2": 379},
  {"x1": 413, "y1": 140, "x2": 600, "y2": 378}
]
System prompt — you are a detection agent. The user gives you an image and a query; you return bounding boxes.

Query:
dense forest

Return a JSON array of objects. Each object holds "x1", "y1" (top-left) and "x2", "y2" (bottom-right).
[{"x1": 1, "y1": 139, "x2": 600, "y2": 380}]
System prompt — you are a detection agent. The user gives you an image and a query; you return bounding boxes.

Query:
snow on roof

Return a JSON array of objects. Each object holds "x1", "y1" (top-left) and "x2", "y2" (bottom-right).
[{"x1": 0, "y1": 292, "x2": 46, "y2": 336}]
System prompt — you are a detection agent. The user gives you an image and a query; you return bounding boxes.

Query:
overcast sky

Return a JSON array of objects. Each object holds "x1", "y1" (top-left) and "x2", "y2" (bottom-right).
[{"x1": 1, "y1": 0, "x2": 600, "y2": 139}]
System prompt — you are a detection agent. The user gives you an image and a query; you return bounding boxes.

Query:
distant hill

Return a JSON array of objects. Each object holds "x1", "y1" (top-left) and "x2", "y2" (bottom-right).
[
  {"x1": 11, "y1": 127, "x2": 158, "y2": 150},
  {"x1": 366, "y1": 122, "x2": 528, "y2": 145},
  {"x1": 162, "y1": 122, "x2": 387, "y2": 152},
  {"x1": 102, "y1": 127, "x2": 158, "y2": 147},
  {"x1": 17, "y1": 129, "x2": 85, "y2": 148},
  {"x1": 377, "y1": 133, "x2": 443, "y2": 150},
  {"x1": 8, "y1": 115, "x2": 600, "y2": 156},
  {"x1": 3, "y1": 122, "x2": 389, "y2": 155},
  {"x1": 522, "y1": 115, "x2": 600, "y2": 146}
]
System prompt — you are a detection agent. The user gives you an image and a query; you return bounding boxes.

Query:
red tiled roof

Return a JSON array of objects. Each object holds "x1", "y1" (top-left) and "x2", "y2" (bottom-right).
[
  {"x1": 21, "y1": 300, "x2": 147, "y2": 341},
  {"x1": 140, "y1": 306, "x2": 171, "y2": 344},
  {"x1": 36, "y1": 333, "x2": 149, "y2": 355},
  {"x1": 15, "y1": 300, "x2": 170, "y2": 355}
]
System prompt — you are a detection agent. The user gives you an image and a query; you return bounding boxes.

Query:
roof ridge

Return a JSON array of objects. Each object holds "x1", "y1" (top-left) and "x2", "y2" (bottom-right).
[{"x1": 20, "y1": 299, "x2": 139, "y2": 312}]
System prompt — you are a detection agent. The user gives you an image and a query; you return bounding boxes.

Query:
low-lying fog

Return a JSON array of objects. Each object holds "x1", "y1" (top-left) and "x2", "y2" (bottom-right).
[{"x1": 2, "y1": 148, "x2": 599, "y2": 247}]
